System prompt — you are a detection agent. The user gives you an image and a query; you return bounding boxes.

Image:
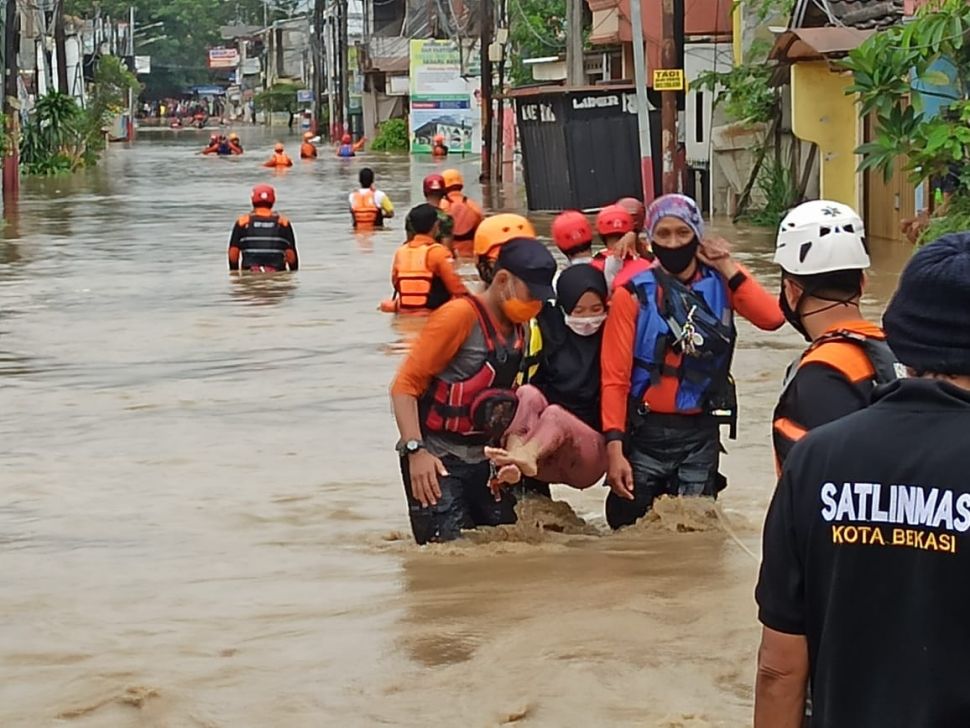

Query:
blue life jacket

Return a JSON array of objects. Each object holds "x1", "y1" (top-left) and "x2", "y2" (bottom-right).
[
  {"x1": 338, "y1": 145, "x2": 355, "y2": 157},
  {"x1": 217, "y1": 141, "x2": 232, "y2": 155},
  {"x1": 627, "y1": 265, "x2": 737, "y2": 420}
]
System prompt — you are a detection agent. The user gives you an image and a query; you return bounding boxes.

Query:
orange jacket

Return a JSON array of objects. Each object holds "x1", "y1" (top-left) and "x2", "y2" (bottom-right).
[
  {"x1": 263, "y1": 152, "x2": 293, "y2": 168},
  {"x1": 440, "y1": 191, "x2": 484, "y2": 240},
  {"x1": 300, "y1": 142, "x2": 317, "y2": 159},
  {"x1": 600, "y1": 265, "x2": 784, "y2": 433}
]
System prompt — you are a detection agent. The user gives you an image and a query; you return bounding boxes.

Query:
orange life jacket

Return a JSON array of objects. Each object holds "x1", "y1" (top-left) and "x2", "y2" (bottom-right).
[
  {"x1": 441, "y1": 191, "x2": 483, "y2": 241},
  {"x1": 300, "y1": 142, "x2": 317, "y2": 159},
  {"x1": 352, "y1": 189, "x2": 380, "y2": 228},
  {"x1": 392, "y1": 237, "x2": 452, "y2": 310},
  {"x1": 265, "y1": 153, "x2": 292, "y2": 167},
  {"x1": 394, "y1": 242, "x2": 435, "y2": 309},
  {"x1": 420, "y1": 296, "x2": 523, "y2": 442}
]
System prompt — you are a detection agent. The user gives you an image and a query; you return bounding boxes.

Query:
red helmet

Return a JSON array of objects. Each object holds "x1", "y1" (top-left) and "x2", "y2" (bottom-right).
[
  {"x1": 423, "y1": 174, "x2": 446, "y2": 196},
  {"x1": 596, "y1": 205, "x2": 634, "y2": 236},
  {"x1": 616, "y1": 197, "x2": 646, "y2": 231},
  {"x1": 251, "y1": 184, "x2": 276, "y2": 207},
  {"x1": 552, "y1": 210, "x2": 593, "y2": 254},
  {"x1": 341, "y1": 134, "x2": 352, "y2": 144}
]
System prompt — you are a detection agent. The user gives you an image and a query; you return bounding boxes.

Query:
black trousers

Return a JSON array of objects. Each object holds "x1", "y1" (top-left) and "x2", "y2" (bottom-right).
[{"x1": 400, "y1": 454, "x2": 517, "y2": 544}]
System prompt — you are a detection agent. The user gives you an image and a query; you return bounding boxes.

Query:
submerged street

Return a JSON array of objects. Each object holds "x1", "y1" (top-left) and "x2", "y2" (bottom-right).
[{"x1": 0, "y1": 128, "x2": 914, "y2": 727}]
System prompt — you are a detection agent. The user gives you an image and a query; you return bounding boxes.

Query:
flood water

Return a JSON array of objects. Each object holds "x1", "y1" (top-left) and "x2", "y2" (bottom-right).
[{"x1": 0, "y1": 128, "x2": 915, "y2": 727}]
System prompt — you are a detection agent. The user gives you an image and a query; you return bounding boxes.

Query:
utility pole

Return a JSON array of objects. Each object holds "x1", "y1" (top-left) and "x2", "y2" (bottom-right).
[
  {"x1": 629, "y1": 0, "x2": 654, "y2": 202},
  {"x1": 480, "y1": 0, "x2": 493, "y2": 181},
  {"x1": 660, "y1": 0, "x2": 681, "y2": 194},
  {"x1": 128, "y1": 6, "x2": 136, "y2": 140},
  {"x1": 3, "y1": 0, "x2": 19, "y2": 210},
  {"x1": 53, "y1": 0, "x2": 67, "y2": 93},
  {"x1": 312, "y1": 0, "x2": 323, "y2": 133},
  {"x1": 338, "y1": 0, "x2": 349, "y2": 136},
  {"x1": 566, "y1": 0, "x2": 583, "y2": 86},
  {"x1": 494, "y1": 3, "x2": 506, "y2": 181}
]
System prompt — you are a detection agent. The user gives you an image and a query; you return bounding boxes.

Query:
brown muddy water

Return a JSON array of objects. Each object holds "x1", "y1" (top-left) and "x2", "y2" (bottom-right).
[{"x1": 0, "y1": 128, "x2": 914, "y2": 727}]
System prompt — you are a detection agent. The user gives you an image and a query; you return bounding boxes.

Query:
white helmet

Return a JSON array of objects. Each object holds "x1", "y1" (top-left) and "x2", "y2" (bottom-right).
[{"x1": 774, "y1": 200, "x2": 869, "y2": 275}]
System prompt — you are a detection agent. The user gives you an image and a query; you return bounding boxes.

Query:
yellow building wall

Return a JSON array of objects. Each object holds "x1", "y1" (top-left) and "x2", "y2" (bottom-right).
[{"x1": 791, "y1": 62, "x2": 859, "y2": 208}]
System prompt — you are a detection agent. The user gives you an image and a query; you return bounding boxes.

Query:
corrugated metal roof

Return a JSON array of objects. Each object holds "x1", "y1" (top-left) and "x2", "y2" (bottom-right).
[
  {"x1": 797, "y1": 0, "x2": 904, "y2": 30},
  {"x1": 829, "y1": 0, "x2": 904, "y2": 29},
  {"x1": 768, "y1": 26, "x2": 875, "y2": 63}
]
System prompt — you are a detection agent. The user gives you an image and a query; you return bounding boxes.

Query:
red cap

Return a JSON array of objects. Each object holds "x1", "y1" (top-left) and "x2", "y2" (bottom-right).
[
  {"x1": 552, "y1": 210, "x2": 593, "y2": 254},
  {"x1": 596, "y1": 205, "x2": 634, "y2": 236},
  {"x1": 251, "y1": 184, "x2": 276, "y2": 207},
  {"x1": 341, "y1": 134, "x2": 352, "y2": 144},
  {"x1": 616, "y1": 197, "x2": 646, "y2": 231},
  {"x1": 423, "y1": 174, "x2": 446, "y2": 196}
]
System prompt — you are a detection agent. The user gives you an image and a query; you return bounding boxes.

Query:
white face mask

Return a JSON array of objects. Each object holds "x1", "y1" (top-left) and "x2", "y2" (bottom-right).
[{"x1": 564, "y1": 312, "x2": 607, "y2": 336}]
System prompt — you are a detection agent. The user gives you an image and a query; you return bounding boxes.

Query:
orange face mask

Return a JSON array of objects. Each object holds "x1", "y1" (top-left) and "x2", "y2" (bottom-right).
[{"x1": 501, "y1": 280, "x2": 542, "y2": 323}]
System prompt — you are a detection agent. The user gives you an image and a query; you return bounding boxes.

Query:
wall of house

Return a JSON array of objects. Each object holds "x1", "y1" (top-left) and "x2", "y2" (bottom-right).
[
  {"x1": 791, "y1": 61, "x2": 859, "y2": 209},
  {"x1": 590, "y1": 0, "x2": 732, "y2": 78}
]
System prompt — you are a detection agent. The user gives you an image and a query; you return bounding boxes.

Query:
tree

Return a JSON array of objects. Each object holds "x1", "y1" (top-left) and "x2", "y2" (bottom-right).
[
  {"x1": 63, "y1": 0, "x2": 301, "y2": 95},
  {"x1": 843, "y1": 0, "x2": 970, "y2": 188},
  {"x1": 843, "y1": 0, "x2": 970, "y2": 244},
  {"x1": 507, "y1": 0, "x2": 567, "y2": 87}
]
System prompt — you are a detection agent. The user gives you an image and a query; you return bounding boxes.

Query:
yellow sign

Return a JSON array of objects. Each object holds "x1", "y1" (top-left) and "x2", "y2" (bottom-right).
[{"x1": 653, "y1": 69, "x2": 685, "y2": 91}]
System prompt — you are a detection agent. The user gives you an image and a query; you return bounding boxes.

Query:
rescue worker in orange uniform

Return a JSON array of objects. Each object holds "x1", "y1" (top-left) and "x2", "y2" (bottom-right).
[
  {"x1": 227, "y1": 132, "x2": 244, "y2": 155},
  {"x1": 592, "y1": 204, "x2": 651, "y2": 290},
  {"x1": 383, "y1": 203, "x2": 468, "y2": 314},
  {"x1": 616, "y1": 196, "x2": 652, "y2": 258},
  {"x1": 601, "y1": 194, "x2": 784, "y2": 529},
  {"x1": 300, "y1": 131, "x2": 317, "y2": 159},
  {"x1": 263, "y1": 142, "x2": 293, "y2": 168},
  {"x1": 431, "y1": 133, "x2": 449, "y2": 158},
  {"x1": 349, "y1": 168, "x2": 395, "y2": 230},
  {"x1": 228, "y1": 184, "x2": 299, "y2": 273},
  {"x1": 201, "y1": 134, "x2": 220, "y2": 155},
  {"x1": 552, "y1": 210, "x2": 595, "y2": 266},
  {"x1": 405, "y1": 174, "x2": 454, "y2": 247},
  {"x1": 771, "y1": 200, "x2": 899, "y2": 471},
  {"x1": 473, "y1": 213, "x2": 536, "y2": 284},
  {"x1": 390, "y1": 235, "x2": 557, "y2": 543},
  {"x1": 440, "y1": 169, "x2": 484, "y2": 256}
]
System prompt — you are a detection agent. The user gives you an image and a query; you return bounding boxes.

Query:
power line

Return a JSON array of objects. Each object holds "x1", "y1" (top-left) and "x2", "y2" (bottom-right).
[{"x1": 509, "y1": 0, "x2": 564, "y2": 50}]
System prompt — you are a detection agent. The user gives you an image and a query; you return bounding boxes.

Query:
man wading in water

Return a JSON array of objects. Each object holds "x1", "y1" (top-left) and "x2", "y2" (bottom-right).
[
  {"x1": 390, "y1": 237, "x2": 556, "y2": 544},
  {"x1": 755, "y1": 233, "x2": 970, "y2": 727}
]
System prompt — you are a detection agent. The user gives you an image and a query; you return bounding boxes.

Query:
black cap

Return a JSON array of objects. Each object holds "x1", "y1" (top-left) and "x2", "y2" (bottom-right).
[
  {"x1": 495, "y1": 237, "x2": 557, "y2": 300},
  {"x1": 884, "y1": 232, "x2": 970, "y2": 375}
]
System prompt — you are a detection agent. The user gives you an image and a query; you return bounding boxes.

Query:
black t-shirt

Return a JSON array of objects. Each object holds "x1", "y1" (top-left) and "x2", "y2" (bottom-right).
[
  {"x1": 773, "y1": 362, "x2": 871, "y2": 466},
  {"x1": 757, "y1": 379, "x2": 970, "y2": 728}
]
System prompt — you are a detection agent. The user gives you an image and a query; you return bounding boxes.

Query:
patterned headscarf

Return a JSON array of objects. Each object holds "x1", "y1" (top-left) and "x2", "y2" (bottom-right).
[{"x1": 646, "y1": 194, "x2": 704, "y2": 242}]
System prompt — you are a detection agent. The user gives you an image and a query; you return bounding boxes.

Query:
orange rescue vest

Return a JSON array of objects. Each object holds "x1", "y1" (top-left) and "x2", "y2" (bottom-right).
[
  {"x1": 441, "y1": 192, "x2": 483, "y2": 241},
  {"x1": 352, "y1": 189, "x2": 380, "y2": 228},
  {"x1": 394, "y1": 242, "x2": 435, "y2": 309}
]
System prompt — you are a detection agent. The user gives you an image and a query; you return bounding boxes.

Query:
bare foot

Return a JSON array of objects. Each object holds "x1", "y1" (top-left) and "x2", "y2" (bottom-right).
[{"x1": 485, "y1": 446, "x2": 539, "y2": 478}]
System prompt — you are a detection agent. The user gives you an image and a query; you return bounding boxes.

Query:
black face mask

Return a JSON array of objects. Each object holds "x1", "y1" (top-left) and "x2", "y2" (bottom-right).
[
  {"x1": 779, "y1": 288, "x2": 811, "y2": 342},
  {"x1": 653, "y1": 238, "x2": 699, "y2": 275}
]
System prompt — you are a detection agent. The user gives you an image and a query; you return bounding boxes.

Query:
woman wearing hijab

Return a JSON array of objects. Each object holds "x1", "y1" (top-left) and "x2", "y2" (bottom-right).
[
  {"x1": 485, "y1": 264, "x2": 610, "y2": 490},
  {"x1": 600, "y1": 193, "x2": 784, "y2": 528}
]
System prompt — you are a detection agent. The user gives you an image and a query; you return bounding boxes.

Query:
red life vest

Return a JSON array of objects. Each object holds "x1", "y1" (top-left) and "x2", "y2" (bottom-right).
[{"x1": 421, "y1": 297, "x2": 523, "y2": 442}]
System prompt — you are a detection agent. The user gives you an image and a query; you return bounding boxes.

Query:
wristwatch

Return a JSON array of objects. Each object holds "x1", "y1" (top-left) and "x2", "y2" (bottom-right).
[{"x1": 396, "y1": 439, "x2": 425, "y2": 457}]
